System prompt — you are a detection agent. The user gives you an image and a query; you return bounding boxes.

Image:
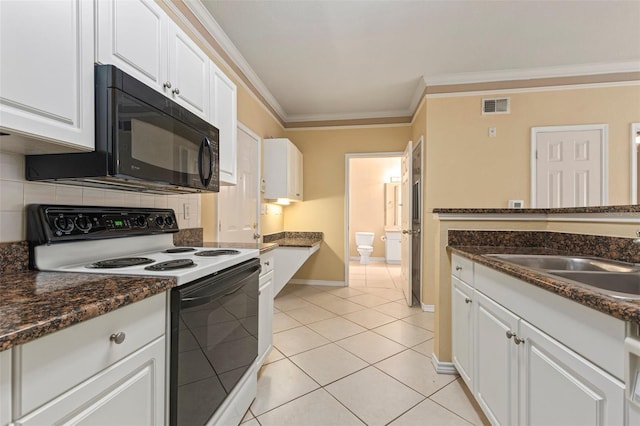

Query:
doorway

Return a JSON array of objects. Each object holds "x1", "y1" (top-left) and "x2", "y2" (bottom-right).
[
  {"x1": 217, "y1": 122, "x2": 261, "y2": 243},
  {"x1": 345, "y1": 153, "x2": 403, "y2": 293},
  {"x1": 531, "y1": 124, "x2": 608, "y2": 208}
]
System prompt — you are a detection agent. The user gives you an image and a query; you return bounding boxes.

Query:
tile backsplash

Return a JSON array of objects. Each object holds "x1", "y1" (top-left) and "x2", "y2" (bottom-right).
[{"x1": 0, "y1": 151, "x2": 201, "y2": 242}]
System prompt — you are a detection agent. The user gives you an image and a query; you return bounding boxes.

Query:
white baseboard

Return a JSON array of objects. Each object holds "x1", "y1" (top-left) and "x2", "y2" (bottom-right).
[
  {"x1": 421, "y1": 303, "x2": 435, "y2": 312},
  {"x1": 288, "y1": 279, "x2": 346, "y2": 287},
  {"x1": 431, "y1": 352, "x2": 458, "y2": 375},
  {"x1": 349, "y1": 256, "x2": 386, "y2": 262}
]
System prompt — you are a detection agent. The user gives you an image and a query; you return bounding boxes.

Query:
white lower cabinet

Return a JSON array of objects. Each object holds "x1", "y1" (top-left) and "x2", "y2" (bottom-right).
[
  {"x1": 257, "y1": 252, "x2": 275, "y2": 367},
  {"x1": 451, "y1": 275, "x2": 474, "y2": 388},
  {"x1": 14, "y1": 337, "x2": 164, "y2": 426},
  {"x1": 0, "y1": 350, "x2": 11, "y2": 426},
  {"x1": 451, "y1": 254, "x2": 625, "y2": 425},
  {"x1": 10, "y1": 293, "x2": 166, "y2": 425}
]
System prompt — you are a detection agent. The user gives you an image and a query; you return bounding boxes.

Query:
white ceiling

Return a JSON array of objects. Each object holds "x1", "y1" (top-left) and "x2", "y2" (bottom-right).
[{"x1": 195, "y1": 0, "x2": 640, "y2": 123}]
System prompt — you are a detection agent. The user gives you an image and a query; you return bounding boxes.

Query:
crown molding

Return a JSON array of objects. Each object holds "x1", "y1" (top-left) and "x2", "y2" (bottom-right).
[
  {"x1": 286, "y1": 109, "x2": 412, "y2": 123},
  {"x1": 181, "y1": 0, "x2": 289, "y2": 121},
  {"x1": 426, "y1": 61, "x2": 640, "y2": 86}
]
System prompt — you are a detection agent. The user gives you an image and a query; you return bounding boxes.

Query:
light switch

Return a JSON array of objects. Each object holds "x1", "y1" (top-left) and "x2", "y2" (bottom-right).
[{"x1": 489, "y1": 127, "x2": 497, "y2": 137}]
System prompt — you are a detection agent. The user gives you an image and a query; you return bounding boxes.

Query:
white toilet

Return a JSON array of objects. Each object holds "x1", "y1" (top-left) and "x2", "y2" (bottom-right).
[{"x1": 355, "y1": 232, "x2": 375, "y2": 265}]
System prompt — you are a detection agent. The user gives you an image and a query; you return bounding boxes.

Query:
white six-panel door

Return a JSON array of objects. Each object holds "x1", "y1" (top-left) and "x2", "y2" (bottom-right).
[{"x1": 532, "y1": 125, "x2": 607, "y2": 208}]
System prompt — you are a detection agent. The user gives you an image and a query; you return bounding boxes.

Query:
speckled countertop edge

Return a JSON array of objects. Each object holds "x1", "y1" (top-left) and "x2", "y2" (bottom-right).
[
  {"x1": 434, "y1": 205, "x2": 640, "y2": 214},
  {"x1": 0, "y1": 271, "x2": 176, "y2": 351},
  {"x1": 448, "y1": 246, "x2": 640, "y2": 324},
  {"x1": 202, "y1": 241, "x2": 278, "y2": 254}
]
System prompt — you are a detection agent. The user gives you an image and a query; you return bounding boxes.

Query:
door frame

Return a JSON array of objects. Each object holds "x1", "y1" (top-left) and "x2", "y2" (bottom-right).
[
  {"x1": 530, "y1": 124, "x2": 608, "y2": 208},
  {"x1": 217, "y1": 120, "x2": 262, "y2": 241},
  {"x1": 344, "y1": 151, "x2": 403, "y2": 286},
  {"x1": 630, "y1": 123, "x2": 640, "y2": 204}
]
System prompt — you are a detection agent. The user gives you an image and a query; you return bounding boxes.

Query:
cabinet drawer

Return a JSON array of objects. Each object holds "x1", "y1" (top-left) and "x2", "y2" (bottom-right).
[
  {"x1": 451, "y1": 254, "x2": 473, "y2": 284},
  {"x1": 15, "y1": 293, "x2": 166, "y2": 416},
  {"x1": 260, "y1": 252, "x2": 275, "y2": 276}
]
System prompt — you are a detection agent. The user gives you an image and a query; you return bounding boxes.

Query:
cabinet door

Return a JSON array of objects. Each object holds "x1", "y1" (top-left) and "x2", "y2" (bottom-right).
[
  {"x1": 519, "y1": 321, "x2": 624, "y2": 426},
  {"x1": 15, "y1": 337, "x2": 165, "y2": 426},
  {"x1": 167, "y1": 22, "x2": 209, "y2": 119},
  {"x1": 96, "y1": 0, "x2": 167, "y2": 92},
  {"x1": 211, "y1": 61, "x2": 238, "y2": 185},
  {"x1": 0, "y1": 0, "x2": 94, "y2": 151},
  {"x1": 451, "y1": 276, "x2": 474, "y2": 389},
  {"x1": 0, "y1": 350, "x2": 10, "y2": 426},
  {"x1": 286, "y1": 143, "x2": 303, "y2": 200},
  {"x1": 475, "y1": 292, "x2": 519, "y2": 426},
  {"x1": 257, "y1": 270, "x2": 274, "y2": 368}
]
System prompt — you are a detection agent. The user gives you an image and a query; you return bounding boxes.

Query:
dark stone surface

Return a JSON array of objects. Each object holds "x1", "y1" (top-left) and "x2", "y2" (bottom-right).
[
  {"x1": 448, "y1": 230, "x2": 640, "y2": 323},
  {"x1": 0, "y1": 241, "x2": 28, "y2": 274},
  {"x1": 434, "y1": 205, "x2": 640, "y2": 214},
  {"x1": 263, "y1": 231, "x2": 323, "y2": 247},
  {"x1": 0, "y1": 271, "x2": 175, "y2": 351},
  {"x1": 173, "y1": 228, "x2": 204, "y2": 247}
]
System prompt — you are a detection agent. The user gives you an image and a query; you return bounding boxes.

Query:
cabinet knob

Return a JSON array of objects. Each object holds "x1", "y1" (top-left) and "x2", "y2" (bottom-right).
[
  {"x1": 172, "y1": 88, "x2": 180, "y2": 95},
  {"x1": 110, "y1": 332, "x2": 126, "y2": 344},
  {"x1": 464, "y1": 297, "x2": 472, "y2": 304},
  {"x1": 514, "y1": 336, "x2": 525, "y2": 345},
  {"x1": 455, "y1": 266, "x2": 463, "y2": 271},
  {"x1": 163, "y1": 81, "x2": 172, "y2": 89},
  {"x1": 506, "y1": 330, "x2": 516, "y2": 340},
  {"x1": 264, "y1": 261, "x2": 270, "y2": 266}
]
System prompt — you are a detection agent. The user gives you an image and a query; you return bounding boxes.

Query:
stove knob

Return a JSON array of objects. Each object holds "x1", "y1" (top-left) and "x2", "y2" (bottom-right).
[
  {"x1": 135, "y1": 215, "x2": 147, "y2": 227},
  {"x1": 75, "y1": 216, "x2": 92, "y2": 232},
  {"x1": 164, "y1": 216, "x2": 174, "y2": 227},
  {"x1": 54, "y1": 216, "x2": 74, "y2": 233},
  {"x1": 155, "y1": 216, "x2": 164, "y2": 227}
]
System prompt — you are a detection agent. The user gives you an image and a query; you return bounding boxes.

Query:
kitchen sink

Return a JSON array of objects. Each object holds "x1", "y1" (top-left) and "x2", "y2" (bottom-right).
[
  {"x1": 550, "y1": 271, "x2": 640, "y2": 299},
  {"x1": 487, "y1": 254, "x2": 640, "y2": 273}
]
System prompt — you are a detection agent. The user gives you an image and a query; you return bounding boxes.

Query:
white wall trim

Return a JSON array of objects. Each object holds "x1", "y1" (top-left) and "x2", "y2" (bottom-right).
[
  {"x1": 435, "y1": 213, "x2": 640, "y2": 223},
  {"x1": 426, "y1": 80, "x2": 640, "y2": 99},
  {"x1": 631, "y1": 123, "x2": 640, "y2": 204},
  {"x1": 531, "y1": 124, "x2": 608, "y2": 208},
  {"x1": 421, "y1": 303, "x2": 434, "y2": 312},
  {"x1": 431, "y1": 352, "x2": 458, "y2": 375},
  {"x1": 288, "y1": 279, "x2": 346, "y2": 287},
  {"x1": 426, "y1": 61, "x2": 640, "y2": 86}
]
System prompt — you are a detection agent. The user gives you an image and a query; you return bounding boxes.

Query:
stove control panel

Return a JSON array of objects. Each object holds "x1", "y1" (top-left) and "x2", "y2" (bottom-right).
[{"x1": 27, "y1": 205, "x2": 179, "y2": 244}]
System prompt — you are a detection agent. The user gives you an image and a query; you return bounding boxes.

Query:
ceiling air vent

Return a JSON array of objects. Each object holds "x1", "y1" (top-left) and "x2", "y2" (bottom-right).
[{"x1": 482, "y1": 97, "x2": 510, "y2": 114}]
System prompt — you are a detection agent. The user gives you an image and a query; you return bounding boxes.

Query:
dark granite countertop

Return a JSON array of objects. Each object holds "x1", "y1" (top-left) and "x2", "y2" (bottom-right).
[
  {"x1": 263, "y1": 231, "x2": 323, "y2": 248},
  {"x1": 448, "y1": 245, "x2": 640, "y2": 324},
  {"x1": 203, "y1": 241, "x2": 278, "y2": 254},
  {"x1": 0, "y1": 271, "x2": 175, "y2": 351},
  {"x1": 435, "y1": 205, "x2": 640, "y2": 215}
]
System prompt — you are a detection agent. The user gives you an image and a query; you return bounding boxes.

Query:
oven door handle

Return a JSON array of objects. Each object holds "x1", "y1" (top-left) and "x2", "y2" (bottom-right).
[{"x1": 181, "y1": 266, "x2": 260, "y2": 309}]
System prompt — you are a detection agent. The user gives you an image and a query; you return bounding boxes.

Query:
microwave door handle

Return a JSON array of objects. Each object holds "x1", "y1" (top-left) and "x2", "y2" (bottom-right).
[{"x1": 197, "y1": 137, "x2": 214, "y2": 188}]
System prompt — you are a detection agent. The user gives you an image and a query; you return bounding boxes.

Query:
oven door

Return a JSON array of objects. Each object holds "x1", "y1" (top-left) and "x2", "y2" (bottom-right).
[
  {"x1": 112, "y1": 89, "x2": 219, "y2": 192},
  {"x1": 169, "y1": 258, "x2": 260, "y2": 426}
]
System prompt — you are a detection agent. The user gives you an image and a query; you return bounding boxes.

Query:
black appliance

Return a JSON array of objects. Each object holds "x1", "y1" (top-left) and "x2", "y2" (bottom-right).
[
  {"x1": 25, "y1": 65, "x2": 219, "y2": 194},
  {"x1": 170, "y1": 258, "x2": 260, "y2": 425}
]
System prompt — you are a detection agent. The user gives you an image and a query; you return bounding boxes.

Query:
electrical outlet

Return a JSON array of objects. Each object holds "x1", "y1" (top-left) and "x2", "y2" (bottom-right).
[
  {"x1": 488, "y1": 127, "x2": 497, "y2": 137},
  {"x1": 183, "y1": 203, "x2": 190, "y2": 220}
]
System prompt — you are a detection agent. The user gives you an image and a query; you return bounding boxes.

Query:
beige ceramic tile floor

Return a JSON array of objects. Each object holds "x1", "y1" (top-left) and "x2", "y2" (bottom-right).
[{"x1": 242, "y1": 261, "x2": 488, "y2": 426}]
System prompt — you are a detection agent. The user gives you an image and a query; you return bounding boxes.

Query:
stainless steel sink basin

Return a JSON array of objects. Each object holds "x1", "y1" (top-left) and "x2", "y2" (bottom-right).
[
  {"x1": 487, "y1": 254, "x2": 639, "y2": 273},
  {"x1": 550, "y1": 271, "x2": 640, "y2": 299}
]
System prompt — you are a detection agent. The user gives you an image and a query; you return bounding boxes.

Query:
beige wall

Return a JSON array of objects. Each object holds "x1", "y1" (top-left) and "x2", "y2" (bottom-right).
[
  {"x1": 348, "y1": 156, "x2": 401, "y2": 258},
  {"x1": 280, "y1": 126, "x2": 412, "y2": 282},
  {"x1": 420, "y1": 84, "x2": 640, "y2": 307}
]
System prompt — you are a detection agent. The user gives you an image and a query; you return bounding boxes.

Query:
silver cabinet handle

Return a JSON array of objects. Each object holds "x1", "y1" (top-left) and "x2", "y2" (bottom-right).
[
  {"x1": 110, "y1": 332, "x2": 126, "y2": 344},
  {"x1": 172, "y1": 88, "x2": 180, "y2": 95},
  {"x1": 506, "y1": 330, "x2": 516, "y2": 340},
  {"x1": 163, "y1": 81, "x2": 172, "y2": 89},
  {"x1": 464, "y1": 297, "x2": 472, "y2": 304},
  {"x1": 264, "y1": 261, "x2": 270, "y2": 266},
  {"x1": 514, "y1": 336, "x2": 525, "y2": 345},
  {"x1": 455, "y1": 266, "x2": 462, "y2": 271}
]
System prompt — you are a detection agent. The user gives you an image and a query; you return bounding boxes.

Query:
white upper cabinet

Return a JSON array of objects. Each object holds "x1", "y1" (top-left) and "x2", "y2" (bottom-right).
[
  {"x1": 96, "y1": 0, "x2": 167, "y2": 91},
  {"x1": 0, "y1": 0, "x2": 94, "y2": 152},
  {"x1": 97, "y1": 0, "x2": 210, "y2": 119},
  {"x1": 167, "y1": 22, "x2": 210, "y2": 118},
  {"x1": 264, "y1": 138, "x2": 303, "y2": 202},
  {"x1": 210, "y1": 61, "x2": 237, "y2": 185}
]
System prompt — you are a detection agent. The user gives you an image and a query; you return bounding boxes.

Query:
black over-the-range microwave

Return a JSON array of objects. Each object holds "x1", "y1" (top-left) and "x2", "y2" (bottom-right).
[{"x1": 26, "y1": 64, "x2": 220, "y2": 194}]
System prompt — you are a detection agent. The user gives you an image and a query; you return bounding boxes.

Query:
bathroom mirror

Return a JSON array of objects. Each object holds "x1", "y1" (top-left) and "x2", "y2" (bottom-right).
[
  {"x1": 631, "y1": 123, "x2": 640, "y2": 204},
  {"x1": 384, "y1": 182, "x2": 401, "y2": 229}
]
